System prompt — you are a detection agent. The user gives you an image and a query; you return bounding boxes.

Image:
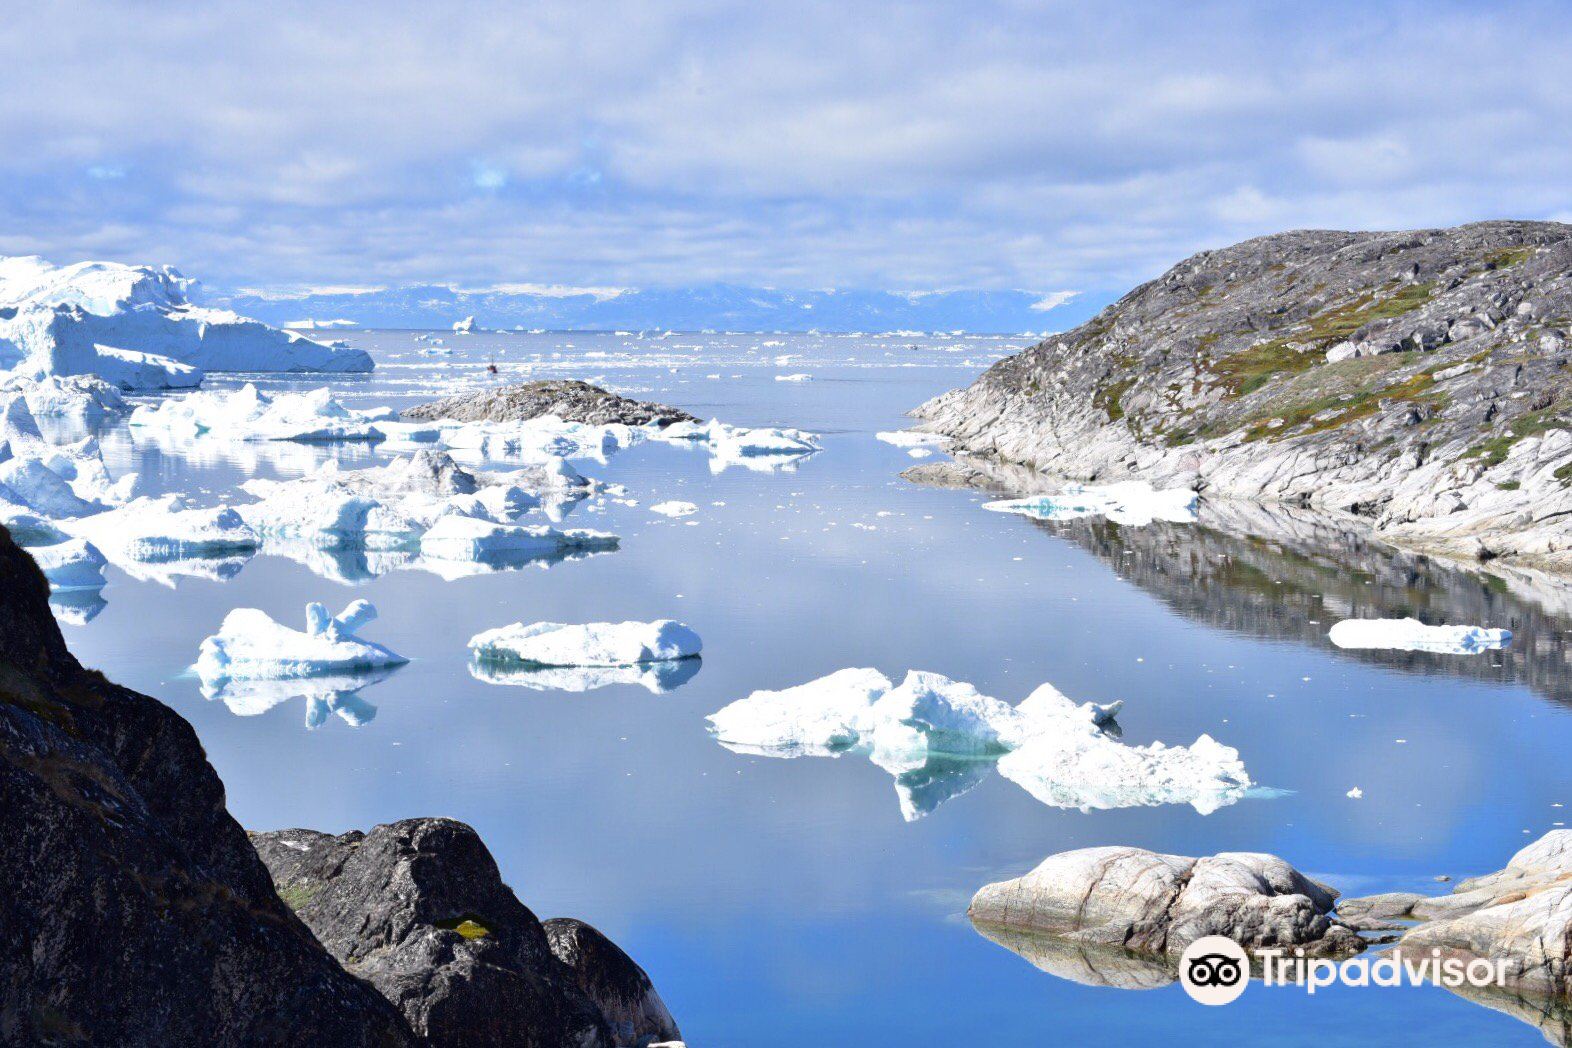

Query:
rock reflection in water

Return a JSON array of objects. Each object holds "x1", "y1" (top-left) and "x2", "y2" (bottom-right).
[{"x1": 970, "y1": 919, "x2": 1174, "y2": 990}]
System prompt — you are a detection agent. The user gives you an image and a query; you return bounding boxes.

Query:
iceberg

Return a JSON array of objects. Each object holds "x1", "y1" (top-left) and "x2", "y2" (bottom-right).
[
  {"x1": 127, "y1": 384, "x2": 396, "y2": 443},
  {"x1": 649, "y1": 500, "x2": 697, "y2": 518},
  {"x1": 468, "y1": 619, "x2": 702, "y2": 667},
  {"x1": 196, "y1": 599, "x2": 407, "y2": 683},
  {"x1": 707, "y1": 669, "x2": 1244, "y2": 819},
  {"x1": 0, "y1": 255, "x2": 371, "y2": 389},
  {"x1": 876, "y1": 430, "x2": 949, "y2": 448},
  {"x1": 5, "y1": 375, "x2": 129, "y2": 420},
  {"x1": 417, "y1": 515, "x2": 618, "y2": 560},
  {"x1": 983, "y1": 482, "x2": 1199, "y2": 527},
  {"x1": 650, "y1": 417, "x2": 820, "y2": 461},
  {"x1": 61, "y1": 495, "x2": 258, "y2": 563},
  {"x1": 25, "y1": 537, "x2": 107, "y2": 591},
  {"x1": 1328, "y1": 617, "x2": 1512, "y2": 654}
]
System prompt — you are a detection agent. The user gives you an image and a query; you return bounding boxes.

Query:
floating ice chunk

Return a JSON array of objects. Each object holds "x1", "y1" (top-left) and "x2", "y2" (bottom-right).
[
  {"x1": 25, "y1": 537, "x2": 107, "y2": 591},
  {"x1": 468, "y1": 658, "x2": 702, "y2": 695},
  {"x1": 707, "y1": 668, "x2": 894, "y2": 757},
  {"x1": 196, "y1": 600, "x2": 407, "y2": 683},
  {"x1": 775, "y1": 373, "x2": 813, "y2": 382},
  {"x1": 707, "y1": 668, "x2": 1248, "y2": 818},
  {"x1": 468, "y1": 619, "x2": 701, "y2": 668},
  {"x1": 984, "y1": 482, "x2": 1199, "y2": 527},
  {"x1": 1327, "y1": 617, "x2": 1512, "y2": 654},
  {"x1": 650, "y1": 501, "x2": 697, "y2": 518},
  {"x1": 62, "y1": 494, "x2": 258, "y2": 563},
  {"x1": 0, "y1": 456, "x2": 103, "y2": 517},
  {"x1": 6, "y1": 375, "x2": 129, "y2": 419},
  {"x1": 128, "y1": 384, "x2": 395, "y2": 443},
  {"x1": 875, "y1": 430, "x2": 949, "y2": 448},
  {"x1": 418, "y1": 514, "x2": 618, "y2": 560},
  {"x1": 453, "y1": 315, "x2": 477, "y2": 333}
]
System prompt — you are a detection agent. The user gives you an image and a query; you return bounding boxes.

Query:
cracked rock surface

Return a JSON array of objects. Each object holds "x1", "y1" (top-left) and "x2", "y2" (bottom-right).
[{"x1": 915, "y1": 221, "x2": 1572, "y2": 571}]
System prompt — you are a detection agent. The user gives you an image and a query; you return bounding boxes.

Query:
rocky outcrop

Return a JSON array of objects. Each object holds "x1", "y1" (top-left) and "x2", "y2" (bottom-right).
[
  {"x1": 0, "y1": 524, "x2": 415, "y2": 1046},
  {"x1": 914, "y1": 221, "x2": 1572, "y2": 571},
  {"x1": 544, "y1": 919, "x2": 683, "y2": 1047},
  {"x1": 406, "y1": 380, "x2": 696, "y2": 427},
  {"x1": 969, "y1": 845, "x2": 1364, "y2": 960},
  {"x1": 251, "y1": 820, "x2": 680, "y2": 1048}
]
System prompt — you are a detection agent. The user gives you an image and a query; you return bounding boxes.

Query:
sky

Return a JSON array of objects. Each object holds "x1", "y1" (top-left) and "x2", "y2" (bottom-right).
[{"x1": 2, "y1": 0, "x2": 1570, "y2": 301}]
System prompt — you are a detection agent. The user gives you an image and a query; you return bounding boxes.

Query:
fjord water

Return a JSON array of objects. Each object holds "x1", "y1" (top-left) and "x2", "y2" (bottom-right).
[{"x1": 59, "y1": 331, "x2": 1572, "y2": 1046}]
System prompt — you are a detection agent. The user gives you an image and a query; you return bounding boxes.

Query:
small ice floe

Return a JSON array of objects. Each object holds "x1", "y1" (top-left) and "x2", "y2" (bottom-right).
[
  {"x1": 983, "y1": 482, "x2": 1199, "y2": 527},
  {"x1": 875, "y1": 430, "x2": 949, "y2": 448},
  {"x1": 417, "y1": 515, "x2": 619, "y2": 560},
  {"x1": 650, "y1": 501, "x2": 697, "y2": 518},
  {"x1": 62, "y1": 495, "x2": 258, "y2": 564},
  {"x1": 1327, "y1": 617, "x2": 1512, "y2": 654},
  {"x1": 1347, "y1": 786, "x2": 1364, "y2": 799},
  {"x1": 196, "y1": 599, "x2": 408, "y2": 683},
  {"x1": 127, "y1": 384, "x2": 396, "y2": 443},
  {"x1": 25, "y1": 537, "x2": 107, "y2": 591},
  {"x1": 775, "y1": 373, "x2": 813, "y2": 382},
  {"x1": 707, "y1": 669, "x2": 1242, "y2": 819},
  {"x1": 468, "y1": 619, "x2": 702, "y2": 669}
]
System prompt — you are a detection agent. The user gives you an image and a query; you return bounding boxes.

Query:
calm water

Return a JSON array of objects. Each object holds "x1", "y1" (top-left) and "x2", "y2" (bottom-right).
[{"x1": 54, "y1": 330, "x2": 1572, "y2": 1046}]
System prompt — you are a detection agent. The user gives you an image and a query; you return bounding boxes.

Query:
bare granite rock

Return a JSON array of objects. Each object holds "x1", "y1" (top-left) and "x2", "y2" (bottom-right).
[
  {"x1": 0, "y1": 525, "x2": 415, "y2": 1047},
  {"x1": 251, "y1": 819, "x2": 678, "y2": 1048},
  {"x1": 913, "y1": 221, "x2": 1572, "y2": 572},
  {"x1": 544, "y1": 918, "x2": 683, "y2": 1047},
  {"x1": 968, "y1": 845, "x2": 1363, "y2": 959},
  {"x1": 406, "y1": 379, "x2": 696, "y2": 427}
]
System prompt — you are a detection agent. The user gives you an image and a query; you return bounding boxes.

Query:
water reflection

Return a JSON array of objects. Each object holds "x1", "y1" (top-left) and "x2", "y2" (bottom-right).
[
  {"x1": 199, "y1": 667, "x2": 398, "y2": 729},
  {"x1": 468, "y1": 654, "x2": 702, "y2": 694}
]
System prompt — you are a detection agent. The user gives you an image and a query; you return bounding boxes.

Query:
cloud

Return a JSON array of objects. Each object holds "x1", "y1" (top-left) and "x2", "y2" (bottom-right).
[{"x1": 0, "y1": 0, "x2": 1569, "y2": 296}]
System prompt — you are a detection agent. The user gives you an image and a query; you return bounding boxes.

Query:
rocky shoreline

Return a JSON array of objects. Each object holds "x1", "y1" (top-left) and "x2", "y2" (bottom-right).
[
  {"x1": 0, "y1": 524, "x2": 681, "y2": 1047},
  {"x1": 913, "y1": 221, "x2": 1572, "y2": 572},
  {"x1": 406, "y1": 379, "x2": 696, "y2": 428}
]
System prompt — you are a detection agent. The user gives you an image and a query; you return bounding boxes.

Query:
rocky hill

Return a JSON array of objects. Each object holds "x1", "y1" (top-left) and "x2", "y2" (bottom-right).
[{"x1": 913, "y1": 221, "x2": 1572, "y2": 570}]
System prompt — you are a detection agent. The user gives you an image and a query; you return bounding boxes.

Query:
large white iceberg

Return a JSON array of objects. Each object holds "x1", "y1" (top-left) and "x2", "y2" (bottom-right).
[
  {"x1": 196, "y1": 599, "x2": 407, "y2": 682},
  {"x1": 128, "y1": 384, "x2": 396, "y2": 443},
  {"x1": 984, "y1": 482, "x2": 1199, "y2": 527},
  {"x1": 61, "y1": 494, "x2": 258, "y2": 563},
  {"x1": 417, "y1": 515, "x2": 618, "y2": 561},
  {"x1": 707, "y1": 669, "x2": 1246, "y2": 819},
  {"x1": 0, "y1": 255, "x2": 372, "y2": 389},
  {"x1": 468, "y1": 619, "x2": 702, "y2": 667},
  {"x1": 1328, "y1": 617, "x2": 1512, "y2": 654},
  {"x1": 25, "y1": 537, "x2": 107, "y2": 591}
]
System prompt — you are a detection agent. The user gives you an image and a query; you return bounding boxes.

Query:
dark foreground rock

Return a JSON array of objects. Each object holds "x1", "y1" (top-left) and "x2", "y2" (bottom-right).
[
  {"x1": 252, "y1": 821, "x2": 681, "y2": 1048},
  {"x1": 915, "y1": 220, "x2": 1572, "y2": 571},
  {"x1": 406, "y1": 380, "x2": 697, "y2": 427},
  {"x1": 0, "y1": 525, "x2": 415, "y2": 1046},
  {"x1": 969, "y1": 845, "x2": 1364, "y2": 962}
]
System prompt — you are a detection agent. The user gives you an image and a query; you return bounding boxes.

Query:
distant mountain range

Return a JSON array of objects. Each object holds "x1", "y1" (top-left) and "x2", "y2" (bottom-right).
[{"x1": 209, "y1": 283, "x2": 1105, "y2": 334}]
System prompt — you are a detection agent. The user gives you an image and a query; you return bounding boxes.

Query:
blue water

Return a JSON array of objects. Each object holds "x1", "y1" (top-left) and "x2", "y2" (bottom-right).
[{"x1": 55, "y1": 330, "x2": 1572, "y2": 1046}]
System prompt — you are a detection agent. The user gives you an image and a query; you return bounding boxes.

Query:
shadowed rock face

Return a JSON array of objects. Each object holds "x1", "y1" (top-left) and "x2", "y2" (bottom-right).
[
  {"x1": 544, "y1": 919, "x2": 683, "y2": 1047},
  {"x1": 0, "y1": 525, "x2": 415, "y2": 1047},
  {"x1": 251, "y1": 821, "x2": 654, "y2": 1048},
  {"x1": 406, "y1": 380, "x2": 696, "y2": 427},
  {"x1": 913, "y1": 221, "x2": 1572, "y2": 571}
]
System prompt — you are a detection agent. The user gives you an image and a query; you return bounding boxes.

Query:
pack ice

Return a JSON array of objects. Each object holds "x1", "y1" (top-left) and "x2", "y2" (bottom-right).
[
  {"x1": 196, "y1": 599, "x2": 407, "y2": 682},
  {"x1": 984, "y1": 482, "x2": 1199, "y2": 527},
  {"x1": 1328, "y1": 617, "x2": 1512, "y2": 654},
  {"x1": 0, "y1": 255, "x2": 371, "y2": 389},
  {"x1": 468, "y1": 619, "x2": 702, "y2": 667},
  {"x1": 129, "y1": 384, "x2": 396, "y2": 443},
  {"x1": 707, "y1": 669, "x2": 1250, "y2": 819}
]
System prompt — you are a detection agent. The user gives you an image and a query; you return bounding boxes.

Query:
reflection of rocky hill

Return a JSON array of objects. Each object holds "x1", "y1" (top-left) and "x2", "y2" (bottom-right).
[{"x1": 907, "y1": 458, "x2": 1572, "y2": 706}]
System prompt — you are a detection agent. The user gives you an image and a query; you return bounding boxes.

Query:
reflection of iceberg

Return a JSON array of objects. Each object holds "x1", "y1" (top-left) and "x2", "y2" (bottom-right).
[
  {"x1": 984, "y1": 482, "x2": 1197, "y2": 527},
  {"x1": 469, "y1": 655, "x2": 702, "y2": 694},
  {"x1": 200, "y1": 668, "x2": 393, "y2": 729},
  {"x1": 49, "y1": 588, "x2": 107, "y2": 625},
  {"x1": 707, "y1": 669, "x2": 1246, "y2": 820},
  {"x1": 970, "y1": 919, "x2": 1175, "y2": 990}
]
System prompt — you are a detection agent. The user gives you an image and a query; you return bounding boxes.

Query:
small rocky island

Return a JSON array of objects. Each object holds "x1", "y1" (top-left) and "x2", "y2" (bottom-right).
[
  {"x1": 0, "y1": 525, "x2": 681, "y2": 1047},
  {"x1": 914, "y1": 221, "x2": 1572, "y2": 571},
  {"x1": 407, "y1": 379, "x2": 697, "y2": 427}
]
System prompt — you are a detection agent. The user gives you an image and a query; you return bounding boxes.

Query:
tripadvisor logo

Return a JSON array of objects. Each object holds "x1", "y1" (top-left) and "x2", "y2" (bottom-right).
[
  {"x1": 1178, "y1": 935, "x2": 1512, "y2": 1005},
  {"x1": 1179, "y1": 936, "x2": 1249, "y2": 1005}
]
